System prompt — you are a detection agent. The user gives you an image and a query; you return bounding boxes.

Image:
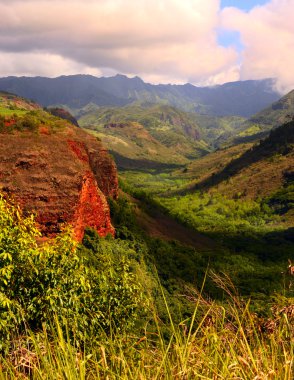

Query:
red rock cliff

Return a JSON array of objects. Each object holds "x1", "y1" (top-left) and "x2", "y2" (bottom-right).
[{"x1": 0, "y1": 115, "x2": 118, "y2": 241}]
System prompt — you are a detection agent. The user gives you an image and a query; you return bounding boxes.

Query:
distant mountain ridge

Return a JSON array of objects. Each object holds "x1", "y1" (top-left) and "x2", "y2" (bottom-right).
[{"x1": 0, "y1": 74, "x2": 281, "y2": 117}]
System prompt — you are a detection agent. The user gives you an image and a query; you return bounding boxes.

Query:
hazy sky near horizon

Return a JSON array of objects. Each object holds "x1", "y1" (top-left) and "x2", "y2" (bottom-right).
[{"x1": 0, "y1": 0, "x2": 293, "y2": 91}]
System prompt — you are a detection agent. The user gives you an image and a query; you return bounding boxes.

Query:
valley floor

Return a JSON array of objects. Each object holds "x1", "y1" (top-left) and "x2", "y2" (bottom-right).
[{"x1": 127, "y1": 193, "x2": 217, "y2": 251}]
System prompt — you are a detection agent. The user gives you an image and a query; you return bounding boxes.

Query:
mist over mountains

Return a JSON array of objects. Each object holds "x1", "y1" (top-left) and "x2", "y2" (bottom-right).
[{"x1": 0, "y1": 74, "x2": 281, "y2": 118}]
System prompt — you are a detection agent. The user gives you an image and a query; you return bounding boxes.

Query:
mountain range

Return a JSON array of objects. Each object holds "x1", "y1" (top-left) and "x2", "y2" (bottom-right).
[
  {"x1": 0, "y1": 75, "x2": 280, "y2": 117},
  {"x1": 2, "y1": 74, "x2": 294, "y2": 173}
]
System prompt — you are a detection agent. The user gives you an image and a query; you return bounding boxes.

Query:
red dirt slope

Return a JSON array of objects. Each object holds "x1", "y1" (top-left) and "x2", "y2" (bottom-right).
[{"x1": 0, "y1": 113, "x2": 118, "y2": 240}]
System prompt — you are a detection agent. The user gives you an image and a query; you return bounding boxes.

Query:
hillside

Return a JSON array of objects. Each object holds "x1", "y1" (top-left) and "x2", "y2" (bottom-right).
[
  {"x1": 247, "y1": 89, "x2": 294, "y2": 129},
  {"x1": 195, "y1": 120, "x2": 294, "y2": 199},
  {"x1": 220, "y1": 89, "x2": 294, "y2": 146},
  {"x1": 0, "y1": 75, "x2": 280, "y2": 117},
  {"x1": 79, "y1": 103, "x2": 212, "y2": 167},
  {"x1": 47, "y1": 107, "x2": 80, "y2": 127},
  {"x1": 0, "y1": 91, "x2": 40, "y2": 115},
  {"x1": 78, "y1": 101, "x2": 246, "y2": 146},
  {"x1": 0, "y1": 94, "x2": 118, "y2": 240},
  {"x1": 86, "y1": 121, "x2": 190, "y2": 169},
  {"x1": 171, "y1": 142, "x2": 254, "y2": 187}
]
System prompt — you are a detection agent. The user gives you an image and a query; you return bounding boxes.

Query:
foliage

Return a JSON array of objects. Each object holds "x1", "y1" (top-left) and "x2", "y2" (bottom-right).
[
  {"x1": 0, "y1": 288, "x2": 293, "y2": 379},
  {"x1": 0, "y1": 196, "x2": 145, "y2": 351},
  {"x1": 14, "y1": 113, "x2": 39, "y2": 131},
  {"x1": 0, "y1": 106, "x2": 76, "y2": 135},
  {"x1": 0, "y1": 107, "x2": 28, "y2": 117},
  {"x1": 119, "y1": 170, "x2": 190, "y2": 195},
  {"x1": 267, "y1": 183, "x2": 294, "y2": 214},
  {"x1": 117, "y1": 170, "x2": 294, "y2": 302},
  {"x1": 157, "y1": 191, "x2": 275, "y2": 234}
]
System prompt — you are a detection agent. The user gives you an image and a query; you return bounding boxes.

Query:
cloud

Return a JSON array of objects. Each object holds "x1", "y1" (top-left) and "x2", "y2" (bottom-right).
[
  {"x1": 0, "y1": 51, "x2": 104, "y2": 77},
  {"x1": 221, "y1": 0, "x2": 294, "y2": 92},
  {"x1": 3, "y1": 0, "x2": 293, "y2": 91},
  {"x1": 0, "y1": 0, "x2": 239, "y2": 84}
]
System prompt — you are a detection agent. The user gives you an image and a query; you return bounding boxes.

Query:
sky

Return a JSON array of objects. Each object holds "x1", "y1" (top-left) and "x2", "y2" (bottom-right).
[
  {"x1": 221, "y1": 0, "x2": 269, "y2": 11},
  {"x1": 0, "y1": 0, "x2": 294, "y2": 92}
]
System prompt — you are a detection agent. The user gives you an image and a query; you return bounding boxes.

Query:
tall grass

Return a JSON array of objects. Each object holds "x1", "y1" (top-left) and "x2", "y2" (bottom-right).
[{"x1": 1, "y1": 280, "x2": 293, "y2": 380}]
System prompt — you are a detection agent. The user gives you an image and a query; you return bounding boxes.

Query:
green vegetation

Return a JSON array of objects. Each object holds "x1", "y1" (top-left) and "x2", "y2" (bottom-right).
[
  {"x1": 1, "y1": 293, "x2": 293, "y2": 379},
  {"x1": 0, "y1": 92, "x2": 39, "y2": 116},
  {"x1": 86, "y1": 124, "x2": 189, "y2": 167},
  {"x1": 158, "y1": 191, "x2": 274, "y2": 234},
  {"x1": 115, "y1": 119, "x2": 294, "y2": 306},
  {"x1": 227, "y1": 89, "x2": 294, "y2": 145},
  {"x1": 192, "y1": 113, "x2": 246, "y2": 147},
  {"x1": 0, "y1": 195, "x2": 293, "y2": 379},
  {"x1": 0, "y1": 92, "x2": 80, "y2": 135},
  {"x1": 237, "y1": 124, "x2": 262, "y2": 138},
  {"x1": 0, "y1": 92, "x2": 293, "y2": 378},
  {"x1": 119, "y1": 170, "x2": 190, "y2": 194},
  {"x1": 117, "y1": 118, "x2": 294, "y2": 296},
  {"x1": 78, "y1": 103, "x2": 211, "y2": 167},
  {"x1": 120, "y1": 176, "x2": 292, "y2": 298},
  {"x1": 0, "y1": 196, "x2": 146, "y2": 353},
  {"x1": 76, "y1": 100, "x2": 263, "y2": 172},
  {"x1": 0, "y1": 106, "x2": 28, "y2": 117},
  {"x1": 0, "y1": 112, "x2": 40, "y2": 133},
  {"x1": 0, "y1": 109, "x2": 75, "y2": 134}
]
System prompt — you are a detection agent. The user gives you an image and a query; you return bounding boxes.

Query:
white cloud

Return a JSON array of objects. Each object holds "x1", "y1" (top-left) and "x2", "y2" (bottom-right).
[
  {"x1": 0, "y1": 0, "x2": 239, "y2": 84},
  {"x1": 3, "y1": 0, "x2": 293, "y2": 90},
  {"x1": 221, "y1": 0, "x2": 294, "y2": 92},
  {"x1": 0, "y1": 51, "x2": 104, "y2": 77}
]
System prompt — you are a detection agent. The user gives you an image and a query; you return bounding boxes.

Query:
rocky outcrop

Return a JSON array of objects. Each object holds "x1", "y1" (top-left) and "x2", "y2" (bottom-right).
[
  {"x1": 0, "y1": 112, "x2": 118, "y2": 241},
  {"x1": 48, "y1": 107, "x2": 80, "y2": 127},
  {"x1": 74, "y1": 171, "x2": 115, "y2": 241}
]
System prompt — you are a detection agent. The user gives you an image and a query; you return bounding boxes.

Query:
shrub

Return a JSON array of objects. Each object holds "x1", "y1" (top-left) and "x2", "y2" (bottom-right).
[
  {"x1": 15, "y1": 114, "x2": 38, "y2": 131},
  {"x1": 0, "y1": 196, "x2": 145, "y2": 351}
]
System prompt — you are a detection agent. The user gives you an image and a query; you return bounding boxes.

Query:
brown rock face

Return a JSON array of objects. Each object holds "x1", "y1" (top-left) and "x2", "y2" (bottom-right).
[{"x1": 0, "y1": 120, "x2": 118, "y2": 241}]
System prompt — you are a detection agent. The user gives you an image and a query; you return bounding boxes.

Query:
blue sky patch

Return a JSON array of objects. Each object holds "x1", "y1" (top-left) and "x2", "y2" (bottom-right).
[
  {"x1": 221, "y1": 0, "x2": 270, "y2": 11},
  {"x1": 217, "y1": 30, "x2": 243, "y2": 53}
]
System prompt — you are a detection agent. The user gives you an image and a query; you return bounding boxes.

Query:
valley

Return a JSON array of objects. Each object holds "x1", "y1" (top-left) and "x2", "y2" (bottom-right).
[
  {"x1": 0, "y1": 77, "x2": 293, "y2": 300},
  {"x1": 1, "y1": 0, "x2": 294, "y2": 376},
  {"x1": 0, "y1": 77, "x2": 293, "y2": 379}
]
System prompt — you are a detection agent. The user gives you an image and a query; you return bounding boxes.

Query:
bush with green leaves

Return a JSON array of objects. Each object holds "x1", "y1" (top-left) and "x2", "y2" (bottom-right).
[
  {"x1": 0, "y1": 196, "x2": 146, "y2": 351},
  {"x1": 14, "y1": 113, "x2": 39, "y2": 131}
]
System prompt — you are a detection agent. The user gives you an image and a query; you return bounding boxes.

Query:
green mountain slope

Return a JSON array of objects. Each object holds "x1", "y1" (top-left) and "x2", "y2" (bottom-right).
[
  {"x1": 78, "y1": 102, "x2": 248, "y2": 165},
  {"x1": 79, "y1": 103, "x2": 212, "y2": 168},
  {"x1": 192, "y1": 121, "x2": 294, "y2": 221},
  {"x1": 85, "y1": 121, "x2": 190, "y2": 168},
  {"x1": 224, "y1": 90, "x2": 294, "y2": 145},
  {"x1": 248, "y1": 89, "x2": 294, "y2": 128},
  {"x1": 0, "y1": 91, "x2": 40, "y2": 116}
]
